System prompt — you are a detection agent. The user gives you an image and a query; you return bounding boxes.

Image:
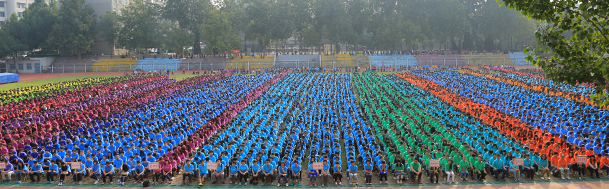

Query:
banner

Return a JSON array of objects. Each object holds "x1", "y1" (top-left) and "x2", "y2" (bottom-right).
[
  {"x1": 429, "y1": 159, "x2": 440, "y2": 167},
  {"x1": 148, "y1": 162, "x2": 160, "y2": 170},
  {"x1": 312, "y1": 162, "x2": 324, "y2": 170}
]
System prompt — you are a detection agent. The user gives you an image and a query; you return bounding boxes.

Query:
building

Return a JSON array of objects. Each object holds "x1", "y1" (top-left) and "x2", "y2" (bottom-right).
[
  {"x1": 85, "y1": 0, "x2": 165, "y2": 56},
  {"x1": 0, "y1": 0, "x2": 51, "y2": 25}
]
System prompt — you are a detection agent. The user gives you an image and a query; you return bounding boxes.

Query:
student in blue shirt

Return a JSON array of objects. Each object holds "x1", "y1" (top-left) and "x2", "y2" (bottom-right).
[
  {"x1": 228, "y1": 161, "x2": 239, "y2": 184},
  {"x1": 238, "y1": 160, "x2": 249, "y2": 185},
  {"x1": 29, "y1": 161, "x2": 43, "y2": 182},
  {"x1": 348, "y1": 161, "x2": 359, "y2": 185},
  {"x1": 278, "y1": 161, "x2": 289, "y2": 187},
  {"x1": 74, "y1": 159, "x2": 87, "y2": 184},
  {"x1": 290, "y1": 160, "x2": 301, "y2": 186},
  {"x1": 321, "y1": 160, "x2": 331, "y2": 186},
  {"x1": 134, "y1": 161, "x2": 146, "y2": 183},
  {"x1": 333, "y1": 161, "x2": 342, "y2": 185},
  {"x1": 14, "y1": 161, "x2": 27, "y2": 184},
  {"x1": 101, "y1": 162, "x2": 114, "y2": 184},
  {"x1": 211, "y1": 159, "x2": 225, "y2": 184},
  {"x1": 182, "y1": 159, "x2": 195, "y2": 186},
  {"x1": 364, "y1": 160, "x2": 374, "y2": 185},
  {"x1": 197, "y1": 159, "x2": 208, "y2": 186},
  {"x1": 522, "y1": 154, "x2": 535, "y2": 180},
  {"x1": 261, "y1": 160, "x2": 274, "y2": 185},
  {"x1": 378, "y1": 161, "x2": 388, "y2": 184},
  {"x1": 307, "y1": 161, "x2": 317, "y2": 186},
  {"x1": 89, "y1": 160, "x2": 101, "y2": 184},
  {"x1": 45, "y1": 160, "x2": 58, "y2": 183}
]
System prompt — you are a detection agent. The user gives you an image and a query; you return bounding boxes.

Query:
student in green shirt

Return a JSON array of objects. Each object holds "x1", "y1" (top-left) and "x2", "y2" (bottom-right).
[
  {"x1": 458, "y1": 155, "x2": 471, "y2": 181},
  {"x1": 474, "y1": 156, "x2": 487, "y2": 181},
  {"x1": 409, "y1": 158, "x2": 422, "y2": 184},
  {"x1": 393, "y1": 161, "x2": 405, "y2": 184}
]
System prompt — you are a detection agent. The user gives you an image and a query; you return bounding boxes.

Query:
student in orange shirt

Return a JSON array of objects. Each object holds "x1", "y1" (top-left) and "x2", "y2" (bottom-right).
[
  {"x1": 587, "y1": 156, "x2": 600, "y2": 179},
  {"x1": 557, "y1": 154, "x2": 571, "y2": 180},
  {"x1": 573, "y1": 153, "x2": 586, "y2": 180},
  {"x1": 601, "y1": 153, "x2": 609, "y2": 178}
]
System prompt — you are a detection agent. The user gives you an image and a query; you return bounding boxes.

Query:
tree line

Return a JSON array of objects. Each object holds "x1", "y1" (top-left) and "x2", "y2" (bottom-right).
[{"x1": 1, "y1": 0, "x2": 537, "y2": 60}]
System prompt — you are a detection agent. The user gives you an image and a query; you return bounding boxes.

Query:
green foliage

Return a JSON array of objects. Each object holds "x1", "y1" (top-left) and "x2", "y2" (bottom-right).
[
  {"x1": 202, "y1": 10, "x2": 242, "y2": 55},
  {"x1": 118, "y1": 0, "x2": 161, "y2": 51},
  {"x1": 98, "y1": 11, "x2": 121, "y2": 49},
  {"x1": 502, "y1": 0, "x2": 609, "y2": 105},
  {"x1": 22, "y1": 0, "x2": 58, "y2": 51},
  {"x1": 163, "y1": 0, "x2": 212, "y2": 54},
  {"x1": 47, "y1": 0, "x2": 96, "y2": 59}
]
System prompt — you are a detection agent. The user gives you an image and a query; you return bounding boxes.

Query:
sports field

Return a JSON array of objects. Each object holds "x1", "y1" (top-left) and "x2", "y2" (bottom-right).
[{"x1": 0, "y1": 67, "x2": 607, "y2": 189}]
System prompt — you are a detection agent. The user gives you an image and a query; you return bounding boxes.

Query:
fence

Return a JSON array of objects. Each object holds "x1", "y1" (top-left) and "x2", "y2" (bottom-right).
[
  {"x1": 41, "y1": 62, "x2": 229, "y2": 73},
  {"x1": 34, "y1": 58, "x2": 531, "y2": 73}
]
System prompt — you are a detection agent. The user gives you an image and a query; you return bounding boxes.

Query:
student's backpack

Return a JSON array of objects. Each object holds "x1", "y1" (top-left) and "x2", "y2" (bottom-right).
[{"x1": 143, "y1": 180, "x2": 150, "y2": 187}]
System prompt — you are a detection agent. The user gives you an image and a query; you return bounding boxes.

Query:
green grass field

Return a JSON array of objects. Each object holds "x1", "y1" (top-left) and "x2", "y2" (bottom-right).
[{"x1": 0, "y1": 74, "x2": 199, "y2": 91}]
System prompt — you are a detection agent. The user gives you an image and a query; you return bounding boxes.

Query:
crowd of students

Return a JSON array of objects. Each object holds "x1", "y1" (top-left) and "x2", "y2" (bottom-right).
[{"x1": 1, "y1": 69, "x2": 608, "y2": 187}]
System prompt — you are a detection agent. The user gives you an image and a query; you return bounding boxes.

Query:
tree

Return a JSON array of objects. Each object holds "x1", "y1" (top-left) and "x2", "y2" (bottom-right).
[
  {"x1": 98, "y1": 11, "x2": 121, "y2": 52},
  {"x1": 159, "y1": 21, "x2": 191, "y2": 54},
  {"x1": 0, "y1": 14, "x2": 29, "y2": 73},
  {"x1": 202, "y1": 10, "x2": 242, "y2": 55},
  {"x1": 22, "y1": 0, "x2": 57, "y2": 51},
  {"x1": 118, "y1": 0, "x2": 161, "y2": 52},
  {"x1": 48, "y1": 0, "x2": 96, "y2": 59},
  {"x1": 164, "y1": 0, "x2": 212, "y2": 55},
  {"x1": 501, "y1": 0, "x2": 609, "y2": 105}
]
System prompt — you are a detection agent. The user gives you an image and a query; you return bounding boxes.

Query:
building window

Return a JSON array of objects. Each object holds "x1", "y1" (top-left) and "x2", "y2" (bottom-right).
[
  {"x1": 17, "y1": 3, "x2": 26, "y2": 8},
  {"x1": 17, "y1": 12, "x2": 23, "y2": 17},
  {"x1": 0, "y1": 12, "x2": 5, "y2": 17},
  {"x1": 18, "y1": 64, "x2": 24, "y2": 70},
  {"x1": 26, "y1": 63, "x2": 32, "y2": 70},
  {"x1": 10, "y1": 64, "x2": 16, "y2": 70},
  {"x1": 0, "y1": 2, "x2": 5, "y2": 7}
]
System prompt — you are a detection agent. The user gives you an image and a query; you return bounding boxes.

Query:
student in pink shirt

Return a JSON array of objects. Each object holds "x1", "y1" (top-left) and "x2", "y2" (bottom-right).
[{"x1": 162, "y1": 159, "x2": 173, "y2": 184}]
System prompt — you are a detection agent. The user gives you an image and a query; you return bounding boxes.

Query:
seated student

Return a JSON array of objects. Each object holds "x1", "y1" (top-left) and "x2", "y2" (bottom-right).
[
  {"x1": 196, "y1": 159, "x2": 208, "y2": 187},
  {"x1": 182, "y1": 159, "x2": 194, "y2": 186},
  {"x1": 587, "y1": 155, "x2": 600, "y2": 179},
  {"x1": 538, "y1": 154, "x2": 550, "y2": 180},
  {"x1": 409, "y1": 158, "x2": 422, "y2": 184},
  {"x1": 474, "y1": 156, "x2": 487, "y2": 181},
  {"x1": 347, "y1": 161, "x2": 358, "y2": 185},
  {"x1": 101, "y1": 162, "x2": 114, "y2": 185},
  {"x1": 45, "y1": 160, "x2": 58, "y2": 183},
  {"x1": 74, "y1": 159, "x2": 86, "y2": 184},
  {"x1": 29, "y1": 161, "x2": 43, "y2": 183},
  {"x1": 119, "y1": 163, "x2": 130, "y2": 186},
  {"x1": 89, "y1": 160, "x2": 101, "y2": 184},
  {"x1": 14, "y1": 161, "x2": 27, "y2": 184},
  {"x1": 277, "y1": 161, "x2": 289, "y2": 187},
  {"x1": 261, "y1": 160, "x2": 274, "y2": 185},
  {"x1": 238, "y1": 160, "x2": 249, "y2": 186},
  {"x1": 58, "y1": 162, "x2": 69, "y2": 186},
  {"x1": 378, "y1": 161, "x2": 388, "y2": 184},
  {"x1": 332, "y1": 161, "x2": 342, "y2": 185},
  {"x1": 134, "y1": 161, "x2": 146, "y2": 183},
  {"x1": 161, "y1": 159, "x2": 173, "y2": 184},
  {"x1": 457, "y1": 155, "x2": 471, "y2": 181},
  {"x1": 290, "y1": 160, "x2": 300, "y2": 186},
  {"x1": 507, "y1": 157, "x2": 520, "y2": 182},
  {"x1": 211, "y1": 159, "x2": 225, "y2": 184},
  {"x1": 601, "y1": 153, "x2": 609, "y2": 179},
  {"x1": 523, "y1": 154, "x2": 535, "y2": 180},
  {"x1": 250, "y1": 160, "x2": 262, "y2": 185},
  {"x1": 490, "y1": 153, "x2": 508, "y2": 181},
  {"x1": 445, "y1": 158, "x2": 457, "y2": 184},
  {"x1": 363, "y1": 160, "x2": 374, "y2": 185},
  {"x1": 306, "y1": 161, "x2": 317, "y2": 187},
  {"x1": 228, "y1": 161, "x2": 238, "y2": 184},
  {"x1": 320, "y1": 160, "x2": 331, "y2": 187},
  {"x1": 394, "y1": 160, "x2": 405, "y2": 184}
]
